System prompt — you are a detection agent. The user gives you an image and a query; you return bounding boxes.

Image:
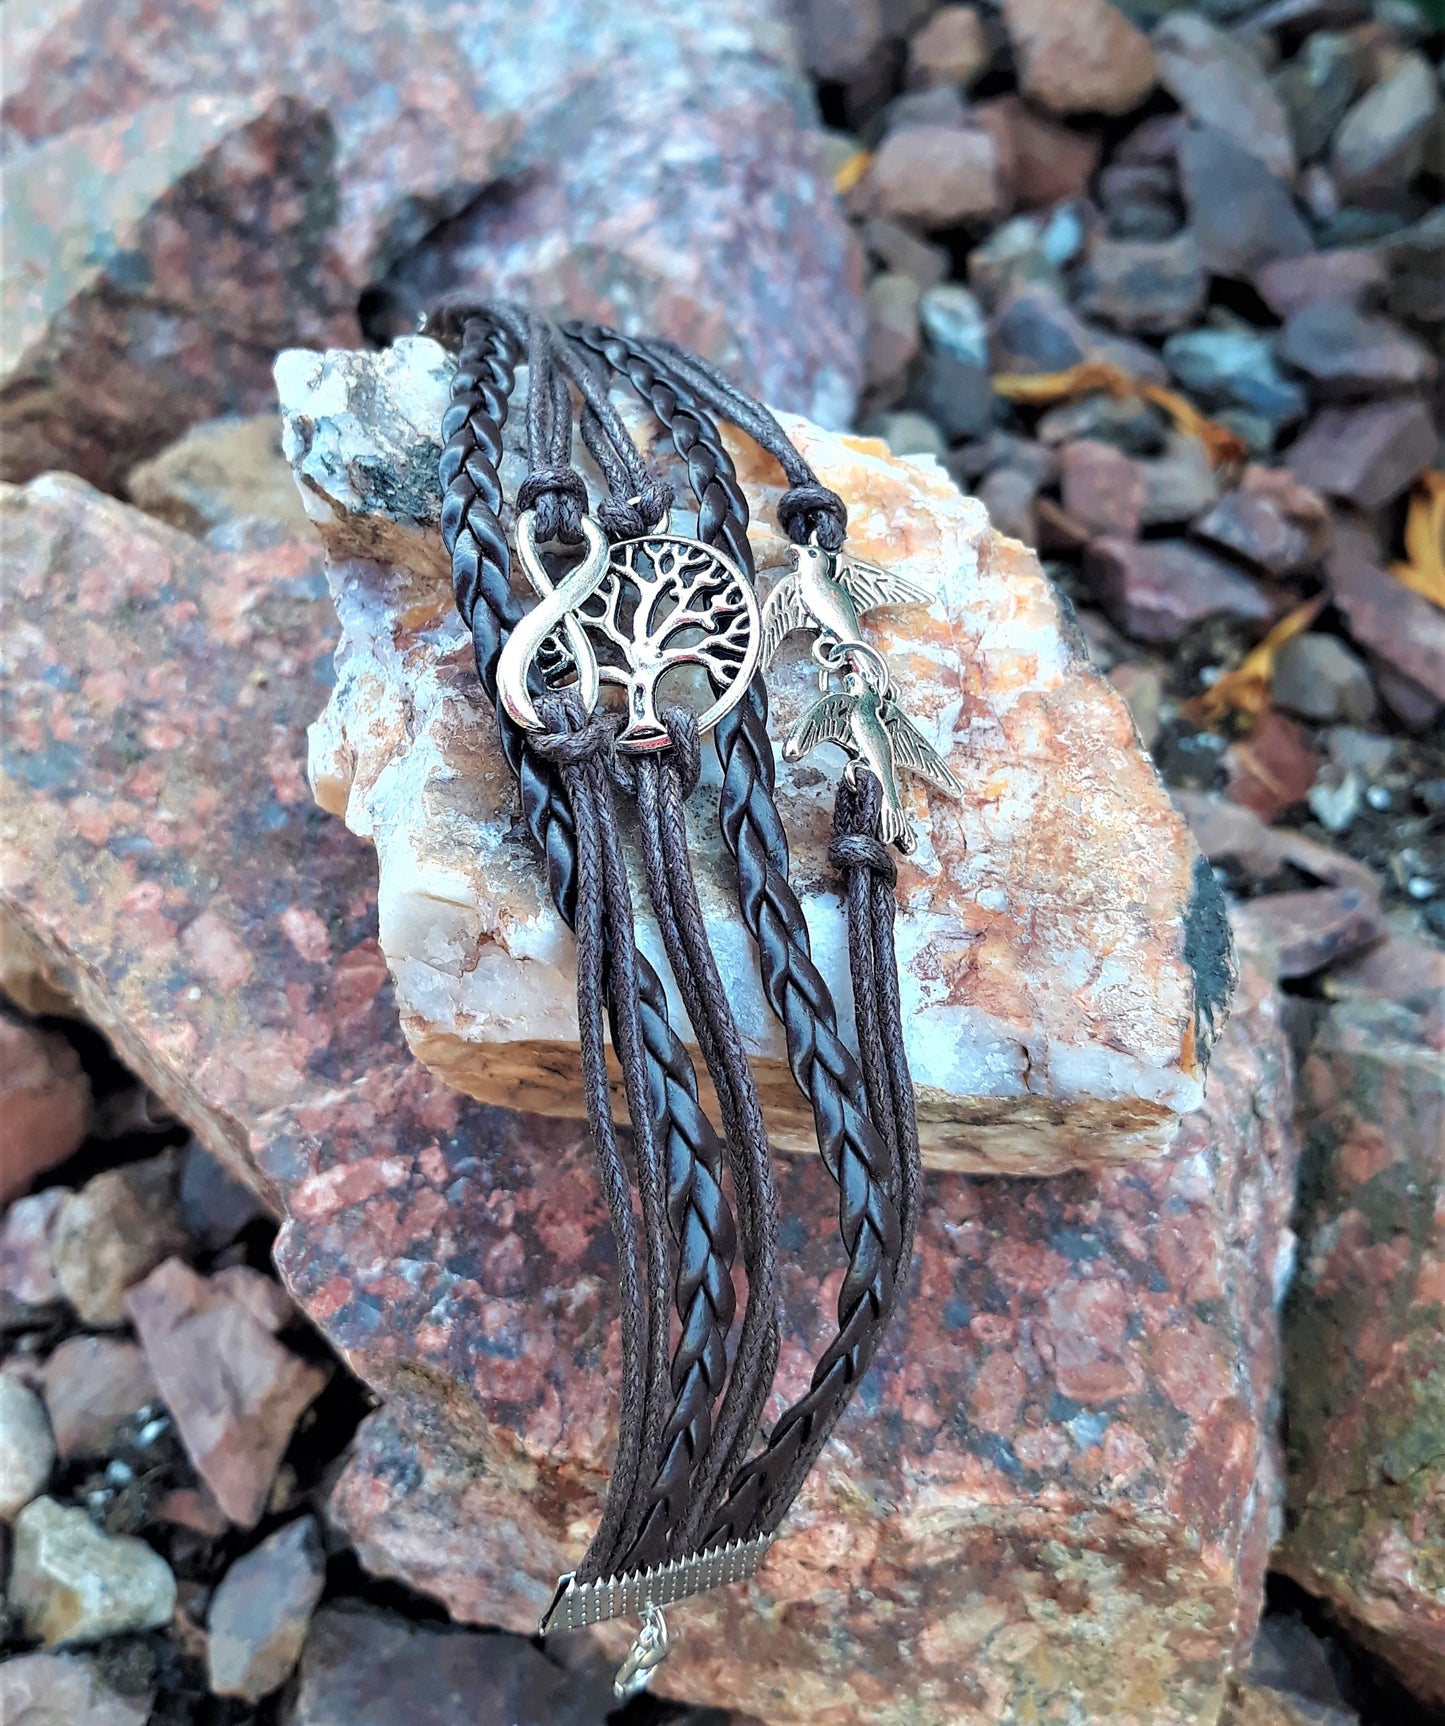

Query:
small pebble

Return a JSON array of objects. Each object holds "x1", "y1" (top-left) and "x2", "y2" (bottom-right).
[
  {"x1": 51, "y1": 1152, "x2": 190, "y2": 1327},
  {"x1": 859, "y1": 410, "x2": 949, "y2": 459},
  {"x1": 0, "y1": 1652, "x2": 151, "y2": 1726},
  {"x1": 1325, "y1": 727, "x2": 1394, "y2": 778},
  {"x1": 1308, "y1": 770, "x2": 1362, "y2": 836},
  {"x1": 10, "y1": 1496, "x2": 177, "y2": 1646},
  {"x1": 208, "y1": 1517, "x2": 327, "y2": 1701},
  {"x1": 0, "y1": 1378, "x2": 56, "y2": 1520},
  {"x1": 1366, "y1": 784, "x2": 1393, "y2": 810}
]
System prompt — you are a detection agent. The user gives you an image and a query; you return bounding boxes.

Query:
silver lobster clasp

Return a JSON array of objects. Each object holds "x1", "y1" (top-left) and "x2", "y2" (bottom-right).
[{"x1": 613, "y1": 1604, "x2": 670, "y2": 1701}]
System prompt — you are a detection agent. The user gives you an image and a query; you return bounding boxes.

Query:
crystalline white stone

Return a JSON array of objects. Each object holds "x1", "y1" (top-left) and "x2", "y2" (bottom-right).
[{"x1": 279, "y1": 337, "x2": 1233, "y2": 1174}]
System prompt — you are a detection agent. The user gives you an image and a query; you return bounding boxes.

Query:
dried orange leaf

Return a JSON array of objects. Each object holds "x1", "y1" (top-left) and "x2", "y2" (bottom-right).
[
  {"x1": 1138, "y1": 383, "x2": 1249, "y2": 468},
  {"x1": 1192, "y1": 596, "x2": 1326, "y2": 728},
  {"x1": 1389, "y1": 472, "x2": 1445, "y2": 610},
  {"x1": 993, "y1": 364, "x2": 1246, "y2": 468},
  {"x1": 834, "y1": 150, "x2": 872, "y2": 196},
  {"x1": 992, "y1": 362, "x2": 1133, "y2": 405}
]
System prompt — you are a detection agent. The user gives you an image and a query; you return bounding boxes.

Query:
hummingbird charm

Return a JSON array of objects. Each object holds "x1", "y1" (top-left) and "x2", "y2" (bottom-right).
[
  {"x1": 784, "y1": 669, "x2": 962, "y2": 852},
  {"x1": 761, "y1": 544, "x2": 934, "y2": 686}
]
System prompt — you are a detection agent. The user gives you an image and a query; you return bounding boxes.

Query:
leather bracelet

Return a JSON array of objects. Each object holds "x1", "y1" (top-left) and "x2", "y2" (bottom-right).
[
  {"x1": 436, "y1": 309, "x2": 745, "y2": 1588},
  {"x1": 560, "y1": 324, "x2": 923, "y2": 1543},
  {"x1": 433, "y1": 303, "x2": 951, "y2": 1697}
]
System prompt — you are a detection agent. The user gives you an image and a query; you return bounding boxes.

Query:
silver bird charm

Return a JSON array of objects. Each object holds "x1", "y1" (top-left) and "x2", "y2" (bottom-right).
[
  {"x1": 762, "y1": 544, "x2": 934, "y2": 683},
  {"x1": 784, "y1": 669, "x2": 962, "y2": 852}
]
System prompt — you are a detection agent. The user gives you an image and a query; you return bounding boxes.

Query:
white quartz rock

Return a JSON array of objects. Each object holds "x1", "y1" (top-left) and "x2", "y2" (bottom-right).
[{"x1": 278, "y1": 337, "x2": 1233, "y2": 1174}]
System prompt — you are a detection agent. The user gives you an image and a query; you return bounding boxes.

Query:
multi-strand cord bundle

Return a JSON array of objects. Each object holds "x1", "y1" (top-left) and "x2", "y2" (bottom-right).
[{"x1": 430, "y1": 301, "x2": 941, "y2": 1691}]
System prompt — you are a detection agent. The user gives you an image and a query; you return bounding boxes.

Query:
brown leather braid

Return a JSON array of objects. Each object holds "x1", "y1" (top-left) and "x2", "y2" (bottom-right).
[
  {"x1": 623, "y1": 720, "x2": 781, "y2": 1570},
  {"x1": 436, "y1": 312, "x2": 741, "y2": 1572},
  {"x1": 562, "y1": 324, "x2": 908, "y2": 1544}
]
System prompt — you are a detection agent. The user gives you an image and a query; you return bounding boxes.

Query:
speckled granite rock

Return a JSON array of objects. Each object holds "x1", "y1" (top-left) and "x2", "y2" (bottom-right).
[
  {"x1": 1, "y1": 0, "x2": 863, "y2": 479},
  {"x1": 327, "y1": 952, "x2": 1295, "y2": 1725},
  {"x1": 1, "y1": 93, "x2": 355, "y2": 490},
  {"x1": 0, "y1": 469, "x2": 1290, "y2": 1722},
  {"x1": 282, "y1": 337, "x2": 1233, "y2": 1177},
  {"x1": 1276, "y1": 984, "x2": 1445, "y2": 1707}
]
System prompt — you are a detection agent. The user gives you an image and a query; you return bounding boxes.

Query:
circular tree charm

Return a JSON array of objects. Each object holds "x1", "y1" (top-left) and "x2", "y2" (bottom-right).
[{"x1": 573, "y1": 534, "x2": 761, "y2": 753}]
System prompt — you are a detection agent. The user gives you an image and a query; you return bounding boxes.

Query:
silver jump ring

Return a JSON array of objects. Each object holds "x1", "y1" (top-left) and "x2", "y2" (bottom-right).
[{"x1": 818, "y1": 637, "x2": 892, "y2": 696}]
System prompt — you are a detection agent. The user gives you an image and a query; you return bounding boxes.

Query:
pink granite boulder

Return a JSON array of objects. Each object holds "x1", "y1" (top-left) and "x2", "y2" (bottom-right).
[
  {"x1": 0, "y1": 462, "x2": 1281, "y2": 1719},
  {"x1": 0, "y1": 0, "x2": 862, "y2": 486},
  {"x1": 1276, "y1": 980, "x2": 1445, "y2": 1707}
]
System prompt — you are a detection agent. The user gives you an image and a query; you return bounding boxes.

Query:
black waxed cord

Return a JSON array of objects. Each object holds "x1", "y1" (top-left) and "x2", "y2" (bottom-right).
[
  {"x1": 530, "y1": 700, "x2": 657, "y2": 1576},
  {"x1": 554, "y1": 340, "x2": 675, "y2": 541},
  {"x1": 511, "y1": 311, "x2": 588, "y2": 545},
  {"x1": 832, "y1": 772, "x2": 922, "y2": 1267}
]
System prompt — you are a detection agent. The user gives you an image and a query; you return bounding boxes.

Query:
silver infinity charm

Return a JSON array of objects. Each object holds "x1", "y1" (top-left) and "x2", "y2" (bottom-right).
[{"x1": 496, "y1": 511, "x2": 609, "y2": 732}]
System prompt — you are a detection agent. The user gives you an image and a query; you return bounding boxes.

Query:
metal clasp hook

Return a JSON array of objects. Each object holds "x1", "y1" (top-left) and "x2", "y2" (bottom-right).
[
  {"x1": 496, "y1": 511, "x2": 609, "y2": 732},
  {"x1": 613, "y1": 1603, "x2": 670, "y2": 1701}
]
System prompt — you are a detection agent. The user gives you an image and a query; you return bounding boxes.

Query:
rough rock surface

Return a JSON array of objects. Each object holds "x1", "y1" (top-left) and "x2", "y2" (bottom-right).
[
  {"x1": 1276, "y1": 984, "x2": 1445, "y2": 1706},
  {"x1": 1, "y1": 0, "x2": 863, "y2": 472},
  {"x1": 1288, "y1": 400, "x2": 1436, "y2": 512},
  {"x1": 291, "y1": 1603, "x2": 616, "y2": 1726},
  {"x1": 1, "y1": 93, "x2": 356, "y2": 491},
  {"x1": 0, "y1": 1653, "x2": 152, "y2": 1726},
  {"x1": 866, "y1": 123, "x2": 1002, "y2": 228},
  {"x1": 49, "y1": 1152, "x2": 190, "y2": 1327},
  {"x1": 1327, "y1": 547, "x2": 1445, "y2": 706},
  {"x1": 1000, "y1": 0, "x2": 1157, "y2": 118},
  {"x1": 0, "y1": 1013, "x2": 91, "y2": 1203},
  {"x1": 126, "y1": 1256, "x2": 330, "y2": 1527},
  {"x1": 327, "y1": 955, "x2": 1295, "y2": 1725},
  {"x1": 0, "y1": 1188, "x2": 66, "y2": 1313},
  {"x1": 11, "y1": 1495, "x2": 178, "y2": 1647},
  {"x1": 40, "y1": 1335, "x2": 159, "y2": 1462},
  {"x1": 0, "y1": 1375, "x2": 55, "y2": 1520},
  {"x1": 126, "y1": 415, "x2": 312, "y2": 535},
  {"x1": 284, "y1": 337, "x2": 1232, "y2": 1176},
  {"x1": 207, "y1": 1515, "x2": 327, "y2": 1700},
  {"x1": 1177, "y1": 126, "x2": 1314, "y2": 280},
  {"x1": 1153, "y1": 14, "x2": 1295, "y2": 181},
  {"x1": 0, "y1": 437, "x2": 1284, "y2": 1719}
]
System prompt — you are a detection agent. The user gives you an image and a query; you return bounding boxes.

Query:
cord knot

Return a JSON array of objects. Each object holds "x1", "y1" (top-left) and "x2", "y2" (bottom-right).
[
  {"x1": 530, "y1": 695, "x2": 620, "y2": 766},
  {"x1": 597, "y1": 475, "x2": 675, "y2": 542},
  {"x1": 776, "y1": 484, "x2": 847, "y2": 551},
  {"x1": 517, "y1": 467, "x2": 589, "y2": 545},
  {"x1": 827, "y1": 832, "x2": 897, "y2": 886},
  {"x1": 831, "y1": 768, "x2": 898, "y2": 882}
]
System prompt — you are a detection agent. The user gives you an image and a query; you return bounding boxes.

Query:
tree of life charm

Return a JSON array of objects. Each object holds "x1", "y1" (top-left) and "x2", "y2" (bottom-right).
[{"x1": 571, "y1": 534, "x2": 761, "y2": 753}]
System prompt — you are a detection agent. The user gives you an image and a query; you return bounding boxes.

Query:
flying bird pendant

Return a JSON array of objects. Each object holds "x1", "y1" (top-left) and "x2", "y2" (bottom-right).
[
  {"x1": 761, "y1": 544, "x2": 935, "y2": 685},
  {"x1": 784, "y1": 670, "x2": 963, "y2": 852}
]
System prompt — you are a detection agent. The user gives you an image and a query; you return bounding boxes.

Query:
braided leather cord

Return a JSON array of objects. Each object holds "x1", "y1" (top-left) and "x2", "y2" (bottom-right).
[
  {"x1": 436, "y1": 312, "x2": 741, "y2": 1573},
  {"x1": 563, "y1": 324, "x2": 907, "y2": 1544},
  {"x1": 622, "y1": 728, "x2": 781, "y2": 1571}
]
